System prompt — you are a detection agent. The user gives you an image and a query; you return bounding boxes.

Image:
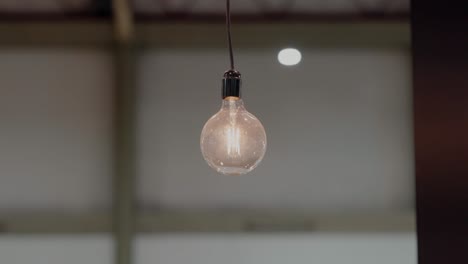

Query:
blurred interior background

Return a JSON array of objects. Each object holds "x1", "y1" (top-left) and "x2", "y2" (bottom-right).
[{"x1": 0, "y1": 0, "x2": 415, "y2": 264}]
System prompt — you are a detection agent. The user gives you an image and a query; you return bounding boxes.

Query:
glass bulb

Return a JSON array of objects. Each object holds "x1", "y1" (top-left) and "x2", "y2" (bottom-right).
[{"x1": 200, "y1": 97, "x2": 267, "y2": 175}]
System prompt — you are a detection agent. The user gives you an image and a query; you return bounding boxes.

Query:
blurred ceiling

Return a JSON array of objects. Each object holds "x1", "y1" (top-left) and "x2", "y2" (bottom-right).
[
  {"x1": 0, "y1": 0, "x2": 409, "y2": 18},
  {"x1": 134, "y1": 0, "x2": 409, "y2": 14}
]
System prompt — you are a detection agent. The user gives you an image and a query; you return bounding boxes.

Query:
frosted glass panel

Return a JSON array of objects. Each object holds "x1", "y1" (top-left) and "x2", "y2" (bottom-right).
[
  {"x1": 0, "y1": 49, "x2": 113, "y2": 212},
  {"x1": 137, "y1": 48, "x2": 413, "y2": 211},
  {"x1": 0, "y1": 235, "x2": 112, "y2": 264},
  {"x1": 136, "y1": 234, "x2": 416, "y2": 264}
]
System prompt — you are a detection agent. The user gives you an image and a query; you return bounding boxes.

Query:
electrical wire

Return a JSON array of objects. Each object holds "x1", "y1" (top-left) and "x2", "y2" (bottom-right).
[{"x1": 226, "y1": 0, "x2": 235, "y2": 70}]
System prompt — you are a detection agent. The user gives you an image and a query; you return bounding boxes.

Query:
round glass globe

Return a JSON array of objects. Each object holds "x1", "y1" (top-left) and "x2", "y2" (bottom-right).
[{"x1": 200, "y1": 97, "x2": 267, "y2": 175}]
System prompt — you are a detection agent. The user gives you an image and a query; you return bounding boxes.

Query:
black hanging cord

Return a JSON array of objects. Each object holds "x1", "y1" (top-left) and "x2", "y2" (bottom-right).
[
  {"x1": 222, "y1": 0, "x2": 241, "y2": 99},
  {"x1": 226, "y1": 0, "x2": 235, "y2": 70}
]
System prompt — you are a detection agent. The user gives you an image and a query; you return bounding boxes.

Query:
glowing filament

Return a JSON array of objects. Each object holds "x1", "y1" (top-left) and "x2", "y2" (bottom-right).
[{"x1": 227, "y1": 126, "x2": 241, "y2": 157}]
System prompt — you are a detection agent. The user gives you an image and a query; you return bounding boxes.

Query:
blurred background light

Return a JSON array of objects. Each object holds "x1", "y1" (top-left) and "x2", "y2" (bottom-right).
[{"x1": 278, "y1": 48, "x2": 302, "y2": 66}]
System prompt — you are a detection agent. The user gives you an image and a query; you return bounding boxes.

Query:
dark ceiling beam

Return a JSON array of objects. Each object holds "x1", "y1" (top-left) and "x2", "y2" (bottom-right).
[
  {"x1": 136, "y1": 22, "x2": 409, "y2": 49},
  {"x1": 0, "y1": 12, "x2": 408, "y2": 23},
  {"x1": 0, "y1": 21, "x2": 409, "y2": 48},
  {"x1": 128, "y1": 12, "x2": 409, "y2": 23},
  {"x1": 0, "y1": 21, "x2": 114, "y2": 48}
]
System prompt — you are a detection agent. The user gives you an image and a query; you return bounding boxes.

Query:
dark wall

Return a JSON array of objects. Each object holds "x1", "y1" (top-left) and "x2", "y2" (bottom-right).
[{"x1": 412, "y1": 0, "x2": 468, "y2": 263}]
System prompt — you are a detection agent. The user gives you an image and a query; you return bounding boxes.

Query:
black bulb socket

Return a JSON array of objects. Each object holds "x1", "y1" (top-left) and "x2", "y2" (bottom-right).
[{"x1": 222, "y1": 70, "x2": 241, "y2": 99}]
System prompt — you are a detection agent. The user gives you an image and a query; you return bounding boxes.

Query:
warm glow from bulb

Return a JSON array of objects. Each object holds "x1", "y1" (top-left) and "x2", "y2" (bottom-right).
[{"x1": 200, "y1": 99, "x2": 267, "y2": 175}]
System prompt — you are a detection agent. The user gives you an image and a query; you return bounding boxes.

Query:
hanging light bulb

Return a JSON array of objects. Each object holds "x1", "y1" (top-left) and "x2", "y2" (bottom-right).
[
  {"x1": 200, "y1": 0, "x2": 267, "y2": 175},
  {"x1": 200, "y1": 71, "x2": 267, "y2": 175}
]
